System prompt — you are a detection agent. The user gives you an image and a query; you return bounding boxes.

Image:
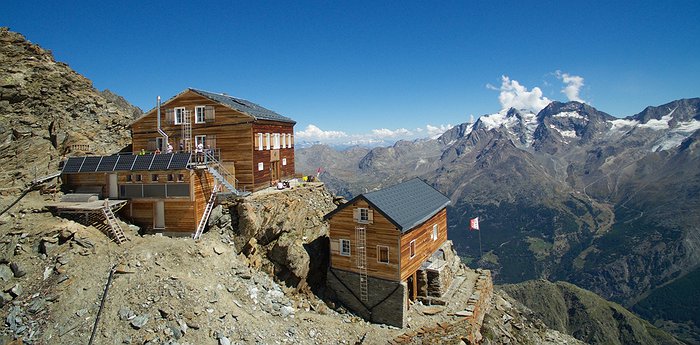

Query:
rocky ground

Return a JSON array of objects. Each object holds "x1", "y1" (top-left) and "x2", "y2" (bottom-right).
[{"x1": 0, "y1": 183, "x2": 591, "y2": 345}]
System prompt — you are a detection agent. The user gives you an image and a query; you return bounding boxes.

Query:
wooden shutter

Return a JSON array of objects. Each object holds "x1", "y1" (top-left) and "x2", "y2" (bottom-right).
[
  {"x1": 165, "y1": 108, "x2": 174, "y2": 124},
  {"x1": 330, "y1": 239, "x2": 339, "y2": 253},
  {"x1": 147, "y1": 139, "x2": 157, "y2": 151},
  {"x1": 208, "y1": 135, "x2": 216, "y2": 149},
  {"x1": 254, "y1": 133, "x2": 259, "y2": 150},
  {"x1": 367, "y1": 209, "x2": 374, "y2": 224},
  {"x1": 353, "y1": 208, "x2": 360, "y2": 222},
  {"x1": 205, "y1": 105, "x2": 215, "y2": 122}
]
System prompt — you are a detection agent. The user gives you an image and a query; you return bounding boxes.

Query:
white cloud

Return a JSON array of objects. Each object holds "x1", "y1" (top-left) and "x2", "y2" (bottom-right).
[
  {"x1": 296, "y1": 124, "x2": 348, "y2": 139},
  {"x1": 493, "y1": 75, "x2": 551, "y2": 114},
  {"x1": 371, "y1": 128, "x2": 413, "y2": 137},
  {"x1": 555, "y1": 70, "x2": 586, "y2": 103},
  {"x1": 425, "y1": 124, "x2": 453, "y2": 138}
]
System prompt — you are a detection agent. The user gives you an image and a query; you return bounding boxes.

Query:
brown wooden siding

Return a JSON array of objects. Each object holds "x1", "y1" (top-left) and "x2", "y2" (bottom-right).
[
  {"x1": 328, "y1": 199, "x2": 401, "y2": 281},
  {"x1": 398, "y1": 208, "x2": 448, "y2": 281},
  {"x1": 63, "y1": 173, "x2": 108, "y2": 196},
  {"x1": 251, "y1": 123, "x2": 295, "y2": 191}
]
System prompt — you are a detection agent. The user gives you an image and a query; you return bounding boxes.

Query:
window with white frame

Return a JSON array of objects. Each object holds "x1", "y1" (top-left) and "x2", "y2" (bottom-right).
[
  {"x1": 432, "y1": 224, "x2": 438, "y2": 241},
  {"x1": 340, "y1": 239, "x2": 351, "y2": 256},
  {"x1": 258, "y1": 162, "x2": 264, "y2": 171},
  {"x1": 273, "y1": 133, "x2": 280, "y2": 149},
  {"x1": 359, "y1": 208, "x2": 369, "y2": 222},
  {"x1": 377, "y1": 246, "x2": 389, "y2": 263},
  {"x1": 195, "y1": 106, "x2": 206, "y2": 123},
  {"x1": 174, "y1": 107, "x2": 185, "y2": 125},
  {"x1": 282, "y1": 158, "x2": 287, "y2": 166},
  {"x1": 409, "y1": 240, "x2": 416, "y2": 258},
  {"x1": 257, "y1": 133, "x2": 263, "y2": 151},
  {"x1": 195, "y1": 135, "x2": 206, "y2": 149},
  {"x1": 265, "y1": 133, "x2": 271, "y2": 150},
  {"x1": 281, "y1": 134, "x2": 286, "y2": 149},
  {"x1": 287, "y1": 134, "x2": 292, "y2": 148}
]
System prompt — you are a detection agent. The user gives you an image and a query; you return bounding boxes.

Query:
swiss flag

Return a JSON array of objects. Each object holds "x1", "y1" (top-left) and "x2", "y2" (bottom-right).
[{"x1": 470, "y1": 217, "x2": 480, "y2": 231}]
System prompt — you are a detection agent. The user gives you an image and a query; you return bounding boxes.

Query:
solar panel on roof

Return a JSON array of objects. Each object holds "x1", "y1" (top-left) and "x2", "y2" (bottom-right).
[
  {"x1": 114, "y1": 155, "x2": 137, "y2": 171},
  {"x1": 62, "y1": 157, "x2": 85, "y2": 173},
  {"x1": 96, "y1": 155, "x2": 118, "y2": 172},
  {"x1": 167, "y1": 153, "x2": 191, "y2": 170},
  {"x1": 79, "y1": 156, "x2": 102, "y2": 173},
  {"x1": 132, "y1": 155, "x2": 154, "y2": 171},
  {"x1": 149, "y1": 153, "x2": 173, "y2": 171}
]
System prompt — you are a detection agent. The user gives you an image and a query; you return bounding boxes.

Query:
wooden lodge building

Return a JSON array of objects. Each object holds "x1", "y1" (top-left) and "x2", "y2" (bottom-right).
[
  {"x1": 59, "y1": 88, "x2": 297, "y2": 237},
  {"x1": 324, "y1": 178, "x2": 452, "y2": 327}
]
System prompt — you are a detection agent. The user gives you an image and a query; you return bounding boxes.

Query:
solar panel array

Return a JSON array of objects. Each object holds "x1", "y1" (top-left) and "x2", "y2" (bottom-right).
[{"x1": 62, "y1": 153, "x2": 191, "y2": 173}]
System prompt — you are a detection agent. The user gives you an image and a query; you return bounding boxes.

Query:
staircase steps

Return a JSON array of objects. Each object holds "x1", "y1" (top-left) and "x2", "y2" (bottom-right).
[{"x1": 102, "y1": 204, "x2": 127, "y2": 245}]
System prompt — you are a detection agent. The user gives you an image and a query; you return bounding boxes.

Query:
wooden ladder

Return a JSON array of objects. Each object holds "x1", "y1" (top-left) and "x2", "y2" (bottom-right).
[
  {"x1": 193, "y1": 183, "x2": 219, "y2": 240},
  {"x1": 182, "y1": 109, "x2": 192, "y2": 153},
  {"x1": 102, "y1": 205, "x2": 127, "y2": 245},
  {"x1": 356, "y1": 226, "x2": 368, "y2": 302}
]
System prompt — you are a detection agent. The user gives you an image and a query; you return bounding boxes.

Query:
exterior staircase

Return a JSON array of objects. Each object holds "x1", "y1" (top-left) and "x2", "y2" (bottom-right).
[
  {"x1": 102, "y1": 204, "x2": 127, "y2": 245},
  {"x1": 193, "y1": 183, "x2": 219, "y2": 240},
  {"x1": 204, "y1": 152, "x2": 250, "y2": 197}
]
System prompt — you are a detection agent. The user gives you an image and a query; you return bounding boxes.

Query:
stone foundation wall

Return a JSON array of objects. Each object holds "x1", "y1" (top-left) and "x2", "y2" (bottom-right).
[{"x1": 327, "y1": 268, "x2": 407, "y2": 327}]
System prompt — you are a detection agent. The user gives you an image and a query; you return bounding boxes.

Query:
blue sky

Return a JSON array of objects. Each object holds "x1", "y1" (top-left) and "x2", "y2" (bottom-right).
[{"x1": 3, "y1": 1, "x2": 699, "y2": 144}]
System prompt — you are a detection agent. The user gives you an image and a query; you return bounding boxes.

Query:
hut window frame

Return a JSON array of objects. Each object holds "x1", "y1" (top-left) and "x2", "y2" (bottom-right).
[
  {"x1": 340, "y1": 239, "x2": 351, "y2": 256},
  {"x1": 409, "y1": 240, "x2": 416, "y2": 259},
  {"x1": 174, "y1": 107, "x2": 186, "y2": 125},
  {"x1": 432, "y1": 224, "x2": 438, "y2": 241},
  {"x1": 377, "y1": 245, "x2": 389, "y2": 264},
  {"x1": 194, "y1": 106, "x2": 206, "y2": 124}
]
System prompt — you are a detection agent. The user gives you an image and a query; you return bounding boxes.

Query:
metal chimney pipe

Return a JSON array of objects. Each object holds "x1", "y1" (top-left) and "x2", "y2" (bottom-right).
[{"x1": 156, "y1": 96, "x2": 168, "y2": 151}]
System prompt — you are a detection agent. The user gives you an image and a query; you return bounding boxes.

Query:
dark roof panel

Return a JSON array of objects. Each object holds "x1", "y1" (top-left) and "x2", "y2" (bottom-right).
[
  {"x1": 79, "y1": 156, "x2": 102, "y2": 173},
  {"x1": 190, "y1": 88, "x2": 296, "y2": 124},
  {"x1": 114, "y1": 155, "x2": 137, "y2": 171},
  {"x1": 62, "y1": 157, "x2": 85, "y2": 173},
  {"x1": 324, "y1": 178, "x2": 450, "y2": 233},
  {"x1": 96, "y1": 155, "x2": 118, "y2": 172}
]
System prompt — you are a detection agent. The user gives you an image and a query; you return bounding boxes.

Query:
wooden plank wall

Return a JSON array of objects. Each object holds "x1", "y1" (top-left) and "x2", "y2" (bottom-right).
[
  {"x1": 64, "y1": 173, "x2": 108, "y2": 196},
  {"x1": 328, "y1": 199, "x2": 400, "y2": 281},
  {"x1": 252, "y1": 122, "x2": 295, "y2": 191},
  {"x1": 399, "y1": 208, "x2": 448, "y2": 281},
  {"x1": 192, "y1": 169, "x2": 215, "y2": 231}
]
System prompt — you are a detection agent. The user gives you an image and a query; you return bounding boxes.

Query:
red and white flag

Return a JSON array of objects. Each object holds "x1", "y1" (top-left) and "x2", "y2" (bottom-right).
[{"x1": 470, "y1": 217, "x2": 480, "y2": 231}]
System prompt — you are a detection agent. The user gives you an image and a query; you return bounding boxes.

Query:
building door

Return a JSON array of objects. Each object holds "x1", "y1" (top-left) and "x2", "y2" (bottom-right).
[
  {"x1": 270, "y1": 161, "x2": 280, "y2": 183},
  {"x1": 154, "y1": 200, "x2": 165, "y2": 230},
  {"x1": 108, "y1": 174, "x2": 118, "y2": 199}
]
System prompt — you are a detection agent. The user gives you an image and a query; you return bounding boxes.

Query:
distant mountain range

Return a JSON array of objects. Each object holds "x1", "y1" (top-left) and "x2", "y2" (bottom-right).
[{"x1": 297, "y1": 97, "x2": 700, "y2": 343}]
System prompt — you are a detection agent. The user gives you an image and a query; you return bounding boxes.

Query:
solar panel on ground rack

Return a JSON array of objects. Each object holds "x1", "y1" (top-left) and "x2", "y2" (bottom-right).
[
  {"x1": 114, "y1": 155, "x2": 137, "y2": 171},
  {"x1": 132, "y1": 155, "x2": 154, "y2": 171},
  {"x1": 62, "y1": 157, "x2": 85, "y2": 173},
  {"x1": 167, "y1": 153, "x2": 191, "y2": 169},
  {"x1": 149, "y1": 153, "x2": 173, "y2": 171},
  {"x1": 96, "y1": 155, "x2": 119, "y2": 172},
  {"x1": 79, "y1": 156, "x2": 102, "y2": 173}
]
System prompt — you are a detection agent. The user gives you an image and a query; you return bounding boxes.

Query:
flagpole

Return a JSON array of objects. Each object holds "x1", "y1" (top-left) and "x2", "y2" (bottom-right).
[{"x1": 478, "y1": 226, "x2": 482, "y2": 258}]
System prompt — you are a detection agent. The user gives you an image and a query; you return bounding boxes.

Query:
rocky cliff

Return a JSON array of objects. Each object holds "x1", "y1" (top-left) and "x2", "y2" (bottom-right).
[{"x1": 0, "y1": 27, "x2": 135, "y2": 189}]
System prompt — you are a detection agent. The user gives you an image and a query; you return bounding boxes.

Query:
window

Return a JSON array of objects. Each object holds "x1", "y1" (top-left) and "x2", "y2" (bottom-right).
[
  {"x1": 258, "y1": 162, "x2": 264, "y2": 171},
  {"x1": 432, "y1": 224, "x2": 439, "y2": 241},
  {"x1": 155, "y1": 137, "x2": 164, "y2": 151},
  {"x1": 289, "y1": 134, "x2": 293, "y2": 148},
  {"x1": 195, "y1": 135, "x2": 206, "y2": 149},
  {"x1": 177, "y1": 174, "x2": 185, "y2": 182},
  {"x1": 409, "y1": 240, "x2": 416, "y2": 258},
  {"x1": 281, "y1": 134, "x2": 286, "y2": 149},
  {"x1": 195, "y1": 106, "x2": 206, "y2": 123},
  {"x1": 257, "y1": 133, "x2": 263, "y2": 151},
  {"x1": 126, "y1": 174, "x2": 133, "y2": 182},
  {"x1": 273, "y1": 133, "x2": 280, "y2": 149},
  {"x1": 355, "y1": 207, "x2": 372, "y2": 224},
  {"x1": 151, "y1": 174, "x2": 159, "y2": 182},
  {"x1": 340, "y1": 239, "x2": 351, "y2": 256},
  {"x1": 265, "y1": 133, "x2": 270, "y2": 150},
  {"x1": 282, "y1": 158, "x2": 287, "y2": 166},
  {"x1": 377, "y1": 246, "x2": 389, "y2": 264},
  {"x1": 167, "y1": 174, "x2": 174, "y2": 182},
  {"x1": 174, "y1": 107, "x2": 186, "y2": 125},
  {"x1": 135, "y1": 174, "x2": 142, "y2": 182}
]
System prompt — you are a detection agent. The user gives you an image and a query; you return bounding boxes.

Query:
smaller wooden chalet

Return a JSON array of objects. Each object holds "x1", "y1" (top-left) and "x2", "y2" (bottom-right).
[
  {"x1": 131, "y1": 88, "x2": 296, "y2": 192},
  {"x1": 60, "y1": 152, "x2": 217, "y2": 236},
  {"x1": 324, "y1": 178, "x2": 451, "y2": 327}
]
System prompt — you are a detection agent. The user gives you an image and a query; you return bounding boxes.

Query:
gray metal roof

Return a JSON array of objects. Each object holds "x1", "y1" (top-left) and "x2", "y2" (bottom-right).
[
  {"x1": 325, "y1": 178, "x2": 450, "y2": 233},
  {"x1": 190, "y1": 88, "x2": 296, "y2": 124}
]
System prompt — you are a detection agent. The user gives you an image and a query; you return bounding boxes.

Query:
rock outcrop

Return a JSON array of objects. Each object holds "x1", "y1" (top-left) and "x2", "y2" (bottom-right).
[
  {"x1": 213, "y1": 183, "x2": 337, "y2": 293},
  {"x1": 0, "y1": 27, "x2": 134, "y2": 189}
]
